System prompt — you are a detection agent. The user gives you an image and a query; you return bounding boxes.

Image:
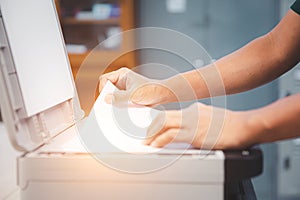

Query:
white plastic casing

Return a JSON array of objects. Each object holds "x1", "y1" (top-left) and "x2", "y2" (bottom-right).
[
  {"x1": 0, "y1": 2, "x2": 225, "y2": 200},
  {"x1": 0, "y1": 0, "x2": 84, "y2": 152}
]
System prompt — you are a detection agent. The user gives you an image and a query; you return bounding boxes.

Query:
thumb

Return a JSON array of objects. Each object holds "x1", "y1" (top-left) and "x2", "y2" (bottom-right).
[
  {"x1": 112, "y1": 90, "x2": 131, "y2": 107},
  {"x1": 112, "y1": 88, "x2": 150, "y2": 106},
  {"x1": 131, "y1": 85, "x2": 160, "y2": 106},
  {"x1": 130, "y1": 87, "x2": 150, "y2": 105}
]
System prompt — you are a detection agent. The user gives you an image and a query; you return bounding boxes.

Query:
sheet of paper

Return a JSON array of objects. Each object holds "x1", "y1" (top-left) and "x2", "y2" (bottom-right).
[
  {"x1": 77, "y1": 81, "x2": 159, "y2": 153},
  {"x1": 41, "y1": 82, "x2": 216, "y2": 156},
  {"x1": 76, "y1": 81, "x2": 200, "y2": 154}
]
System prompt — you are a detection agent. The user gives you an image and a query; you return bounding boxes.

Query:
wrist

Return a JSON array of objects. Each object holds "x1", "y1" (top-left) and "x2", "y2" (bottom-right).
[
  {"x1": 158, "y1": 79, "x2": 178, "y2": 104},
  {"x1": 243, "y1": 109, "x2": 267, "y2": 146},
  {"x1": 161, "y1": 73, "x2": 196, "y2": 103}
]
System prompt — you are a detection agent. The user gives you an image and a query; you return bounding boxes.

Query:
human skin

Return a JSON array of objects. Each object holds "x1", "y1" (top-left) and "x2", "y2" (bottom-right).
[{"x1": 99, "y1": 10, "x2": 300, "y2": 149}]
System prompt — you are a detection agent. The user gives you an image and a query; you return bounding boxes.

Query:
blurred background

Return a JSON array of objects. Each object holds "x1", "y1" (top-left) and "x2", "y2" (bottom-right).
[{"x1": 1, "y1": 0, "x2": 300, "y2": 199}]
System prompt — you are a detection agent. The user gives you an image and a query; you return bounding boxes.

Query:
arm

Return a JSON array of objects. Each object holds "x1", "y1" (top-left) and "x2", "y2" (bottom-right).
[
  {"x1": 165, "y1": 10, "x2": 300, "y2": 101},
  {"x1": 144, "y1": 93, "x2": 300, "y2": 149},
  {"x1": 248, "y1": 93, "x2": 300, "y2": 145},
  {"x1": 99, "y1": 9, "x2": 300, "y2": 105},
  {"x1": 144, "y1": 10, "x2": 300, "y2": 149}
]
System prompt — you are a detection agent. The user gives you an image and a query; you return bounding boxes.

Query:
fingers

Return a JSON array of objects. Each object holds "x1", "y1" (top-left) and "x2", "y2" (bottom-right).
[
  {"x1": 149, "y1": 129, "x2": 179, "y2": 148},
  {"x1": 111, "y1": 90, "x2": 132, "y2": 107},
  {"x1": 99, "y1": 68, "x2": 150, "y2": 105},
  {"x1": 143, "y1": 103, "x2": 210, "y2": 148},
  {"x1": 130, "y1": 84, "x2": 162, "y2": 106},
  {"x1": 144, "y1": 111, "x2": 182, "y2": 147},
  {"x1": 112, "y1": 87, "x2": 153, "y2": 107},
  {"x1": 104, "y1": 94, "x2": 113, "y2": 104},
  {"x1": 112, "y1": 84, "x2": 156, "y2": 106},
  {"x1": 98, "y1": 67, "x2": 129, "y2": 93},
  {"x1": 98, "y1": 71, "x2": 118, "y2": 93},
  {"x1": 99, "y1": 68, "x2": 166, "y2": 106}
]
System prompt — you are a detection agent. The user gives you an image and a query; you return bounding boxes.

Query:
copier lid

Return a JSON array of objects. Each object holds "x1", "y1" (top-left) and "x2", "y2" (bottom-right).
[{"x1": 0, "y1": 0, "x2": 84, "y2": 152}]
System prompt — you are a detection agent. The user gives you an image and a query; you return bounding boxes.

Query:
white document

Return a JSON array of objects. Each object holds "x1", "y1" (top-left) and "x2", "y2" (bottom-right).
[
  {"x1": 61, "y1": 81, "x2": 200, "y2": 155},
  {"x1": 40, "y1": 81, "x2": 218, "y2": 159},
  {"x1": 78, "y1": 81, "x2": 163, "y2": 154}
]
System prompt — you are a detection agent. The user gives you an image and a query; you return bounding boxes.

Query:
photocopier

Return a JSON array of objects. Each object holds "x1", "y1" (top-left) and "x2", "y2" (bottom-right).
[{"x1": 0, "y1": 0, "x2": 262, "y2": 199}]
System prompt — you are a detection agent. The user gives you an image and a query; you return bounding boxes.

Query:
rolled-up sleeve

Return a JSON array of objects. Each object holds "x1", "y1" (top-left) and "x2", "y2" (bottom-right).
[{"x1": 291, "y1": 0, "x2": 300, "y2": 15}]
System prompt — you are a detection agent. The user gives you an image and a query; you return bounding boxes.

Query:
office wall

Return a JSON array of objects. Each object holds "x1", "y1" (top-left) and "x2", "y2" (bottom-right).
[
  {"x1": 136, "y1": 0, "x2": 279, "y2": 109},
  {"x1": 277, "y1": 1, "x2": 300, "y2": 199},
  {"x1": 135, "y1": 0, "x2": 280, "y2": 199}
]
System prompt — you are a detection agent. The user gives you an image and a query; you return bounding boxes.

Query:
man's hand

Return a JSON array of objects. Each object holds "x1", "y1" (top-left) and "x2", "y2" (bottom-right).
[
  {"x1": 144, "y1": 102, "x2": 258, "y2": 150},
  {"x1": 99, "y1": 68, "x2": 176, "y2": 106}
]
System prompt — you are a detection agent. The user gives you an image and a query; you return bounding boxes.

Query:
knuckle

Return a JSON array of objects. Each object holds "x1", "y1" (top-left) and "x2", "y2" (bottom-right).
[
  {"x1": 99, "y1": 72, "x2": 111, "y2": 82},
  {"x1": 156, "y1": 137, "x2": 168, "y2": 146},
  {"x1": 191, "y1": 139, "x2": 202, "y2": 149},
  {"x1": 119, "y1": 67, "x2": 129, "y2": 73},
  {"x1": 98, "y1": 75, "x2": 105, "y2": 81},
  {"x1": 160, "y1": 131, "x2": 174, "y2": 142},
  {"x1": 165, "y1": 132, "x2": 175, "y2": 142}
]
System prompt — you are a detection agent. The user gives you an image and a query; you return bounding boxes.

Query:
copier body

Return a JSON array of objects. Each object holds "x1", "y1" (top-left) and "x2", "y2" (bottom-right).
[{"x1": 0, "y1": 1, "x2": 260, "y2": 200}]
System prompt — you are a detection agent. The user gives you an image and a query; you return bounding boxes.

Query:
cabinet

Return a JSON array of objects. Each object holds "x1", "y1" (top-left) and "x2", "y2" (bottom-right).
[{"x1": 55, "y1": 0, "x2": 136, "y2": 114}]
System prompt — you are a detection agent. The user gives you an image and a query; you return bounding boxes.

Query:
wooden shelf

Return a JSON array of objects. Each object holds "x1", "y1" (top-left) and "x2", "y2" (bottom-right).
[
  {"x1": 68, "y1": 50, "x2": 120, "y2": 67},
  {"x1": 56, "y1": 0, "x2": 136, "y2": 114},
  {"x1": 62, "y1": 17, "x2": 120, "y2": 25},
  {"x1": 67, "y1": 50, "x2": 136, "y2": 76}
]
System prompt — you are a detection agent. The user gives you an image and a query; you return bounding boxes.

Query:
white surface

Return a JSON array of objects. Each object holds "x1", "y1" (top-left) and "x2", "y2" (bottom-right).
[
  {"x1": 40, "y1": 82, "x2": 204, "y2": 154},
  {"x1": 0, "y1": 0, "x2": 74, "y2": 117},
  {"x1": 93, "y1": 81, "x2": 159, "y2": 153},
  {"x1": 0, "y1": 123, "x2": 20, "y2": 200},
  {"x1": 14, "y1": 83, "x2": 224, "y2": 200},
  {"x1": 78, "y1": 81, "x2": 202, "y2": 154}
]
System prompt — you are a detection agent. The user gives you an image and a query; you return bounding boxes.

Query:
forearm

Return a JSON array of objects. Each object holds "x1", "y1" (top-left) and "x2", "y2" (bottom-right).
[
  {"x1": 177, "y1": 32, "x2": 295, "y2": 100},
  {"x1": 247, "y1": 94, "x2": 300, "y2": 144},
  {"x1": 164, "y1": 10, "x2": 300, "y2": 101},
  {"x1": 165, "y1": 35, "x2": 282, "y2": 101}
]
